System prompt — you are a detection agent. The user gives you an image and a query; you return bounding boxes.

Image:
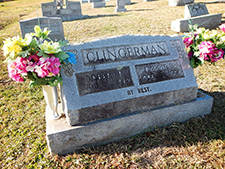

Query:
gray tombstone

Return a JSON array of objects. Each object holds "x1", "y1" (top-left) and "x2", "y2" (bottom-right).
[
  {"x1": 45, "y1": 35, "x2": 213, "y2": 155},
  {"x1": 80, "y1": 0, "x2": 88, "y2": 3},
  {"x1": 19, "y1": 17, "x2": 65, "y2": 42},
  {"x1": 184, "y1": 3, "x2": 209, "y2": 18},
  {"x1": 41, "y1": 2, "x2": 56, "y2": 16},
  {"x1": 41, "y1": 0, "x2": 87, "y2": 21},
  {"x1": 60, "y1": 35, "x2": 199, "y2": 126},
  {"x1": 92, "y1": 2, "x2": 106, "y2": 8},
  {"x1": 124, "y1": 0, "x2": 131, "y2": 5},
  {"x1": 171, "y1": 3, "x2": 221, "y2": 32},
  {"x1": 169, "y1": 0, "x2": 194, "y2": 6},
  {"x1": 115, "y1": 0, "x2": 127, "y2": 12}
]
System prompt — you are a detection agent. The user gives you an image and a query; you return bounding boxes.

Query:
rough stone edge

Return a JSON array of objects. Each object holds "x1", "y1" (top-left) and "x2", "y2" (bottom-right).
[{"x1": 46, "y1": 91, "x2": 213, "y2": 155}]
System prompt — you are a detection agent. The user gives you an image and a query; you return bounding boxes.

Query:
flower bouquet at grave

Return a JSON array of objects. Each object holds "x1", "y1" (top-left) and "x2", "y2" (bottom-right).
[
  {"x1": 2, "y1": 25, "x2": 76, "y2": 87},
  {"x1": 183, "y1": 24, "x2": 225, "y2": 68}
]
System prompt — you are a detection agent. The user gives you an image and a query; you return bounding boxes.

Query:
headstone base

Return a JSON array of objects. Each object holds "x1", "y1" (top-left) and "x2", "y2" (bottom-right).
[
  {"x1": 115, "y1": 7, "x2": 127, "y2": 12},
  {"x1": 46, "y1": 14, "x2": 88, "y2": 22},
  {"x1": 92, "y1": 2, "x2": 106, "y2": 8},
  {"x1": 171, "y1": 13, "x2": 222, "y2": 32},
  {"x1": 46, "y1": 91, "x2": 213, "y2": 155}
]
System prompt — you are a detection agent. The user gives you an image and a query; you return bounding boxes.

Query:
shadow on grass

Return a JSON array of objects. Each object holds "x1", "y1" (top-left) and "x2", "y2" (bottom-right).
[
  {"x1": 127, "y1": 8, "x2": 153, "y2": 12},
  {"x1": 104, "y1": 5, "x2": 115, "y2": 8},
  {"x1": 83, "y1": 14, "x2": 119, "y2": 20},
  {"x1": 70, "y1": 89, "x2": 225, "y2": 164}
]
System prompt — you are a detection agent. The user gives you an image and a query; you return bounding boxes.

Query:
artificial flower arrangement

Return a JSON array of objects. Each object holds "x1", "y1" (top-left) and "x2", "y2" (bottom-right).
[
  {"x1": 183, "y1": 24, "x2": 225, "y2": 68},
  {"x1": 2, "y1": 25, "x2": 75, "y2": 87}
]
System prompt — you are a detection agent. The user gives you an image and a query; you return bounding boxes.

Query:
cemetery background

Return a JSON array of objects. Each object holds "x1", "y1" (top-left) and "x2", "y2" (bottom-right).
[{"x1": 0, "y1": 0, "x2": 225, "y2": 168}]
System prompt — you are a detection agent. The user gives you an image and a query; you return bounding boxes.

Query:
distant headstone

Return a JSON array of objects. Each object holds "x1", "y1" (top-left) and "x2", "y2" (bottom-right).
[
  {"x1": 19, "y1": 17, "x2": 65, "y2": 42},
  {"x1": 171, "y1": 3, "x2": 222, "y2": 32},
  {"x1": 169, "y1": 0, "x2": 194, "y2": 6},
  {"x1": 92, "y1": 2, "x2": 106, "y2": 8},
  {"x1": 80, "y1": 0, "x2": 88, "y2": 3},
  {"x1": 88, "y1": 0, "x2": 106, "y2": 8},
  {"x1": 184, "y1": 3, "x2": 209, "y2": 18},
  {"x1": 124, "y1": 0, "x2": 131, "y2": 5},
  {"x1": 41, "y1": 0, "x2": 87, "y2": 21},
  {"x1": 115, "y1": 0, "x2": 126, "y2": 12},
  {"x1": 45, "y1": 35, "x2": 213, "y2": 155}
]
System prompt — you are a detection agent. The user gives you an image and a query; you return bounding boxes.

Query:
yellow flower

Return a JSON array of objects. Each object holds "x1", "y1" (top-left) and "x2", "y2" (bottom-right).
[
  {"x1": 10, "y1": 44, "x2": 22, "y2": 54},
  {"x1": 2, "y1": 38, "x2": 14, "y2": 56},
  {"x1": 32, "y1": 25, "x2": 51, "y2": 39},
  {"x1": 39, "y1": 40, "x2": 61, "y2": 54},
  {"x1": 202, "y1": 32, "x2": 211, "y2": 40}
]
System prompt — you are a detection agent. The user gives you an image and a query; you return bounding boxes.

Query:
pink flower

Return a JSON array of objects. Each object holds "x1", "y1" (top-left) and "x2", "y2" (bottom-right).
[
  {"x1": 35, "y1": 65, "x2": 49, "y2": 78},
  {"x1": 209, "y1": 49, "x2": 224, "y2": 62},
  {"x1": 198, "y1": 41, "x2": 216, "y2": 60},
  {"x1": 35, "y1": 55, "x2": 61, "y2": 78},
  {"x1": 198, "y1": 41, "x2": 224, "y2": 62},
  {"x1": 48, "y1": 57, "x2": 60, "y2": 76},
  {"x1": 7, "y1": 57, "x2": 27, "y2": 82},
  {"x1": 183, "y1": 37, "x2": 193, "y2": 48},
  {"x1": 219, "y1": 24, "x2": 225, "y2": 33}
]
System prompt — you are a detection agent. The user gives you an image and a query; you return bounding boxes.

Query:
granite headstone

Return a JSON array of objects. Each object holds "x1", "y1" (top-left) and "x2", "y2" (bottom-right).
[
  {"x1": 19, "y1": 17, "x2": 65, "y2": 42},
  {"x1": 46, "y1": 35, "x2": 213, "y2": 155},
  {"x1": 184, "y1": 3, "x2": 209, "y2": 18},
  {"x1": 115, "y1": 0, "x2": 127, "y2": 12},
  {"x1": 41, "y1": 0, "x2": 86, "y2": 21},
  {"x1": 61, "y1": 35, "x2": 198, "y2": 126},
  {"x1": 171, "y1": 3, "x2": 221, "y2": 32}
]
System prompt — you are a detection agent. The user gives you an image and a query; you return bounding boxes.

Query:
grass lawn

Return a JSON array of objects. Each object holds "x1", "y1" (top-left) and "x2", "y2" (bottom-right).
[{"x1": 0, "y1": 0, "x2": 225, "y2": 168}]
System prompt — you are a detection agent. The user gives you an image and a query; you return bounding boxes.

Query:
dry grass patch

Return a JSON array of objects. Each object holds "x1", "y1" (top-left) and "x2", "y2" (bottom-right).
[{"x1": 0, "y1": 0, "x2": 225, "y2": 168}]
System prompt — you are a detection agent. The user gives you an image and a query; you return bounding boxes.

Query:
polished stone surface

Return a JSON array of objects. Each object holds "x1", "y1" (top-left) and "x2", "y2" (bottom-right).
[
  {"x1": 184, "y1": 3, "x2": 209, "y2": 19},
  {"x1": 61, "y1": 35, "x2": 198, "y2": 126}
]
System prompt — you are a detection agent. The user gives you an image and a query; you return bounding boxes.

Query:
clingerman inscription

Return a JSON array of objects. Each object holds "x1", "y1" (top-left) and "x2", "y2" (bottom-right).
[
  {"x1": 76, "y1": 66, "x2": 134, "y2": 96},
  {"x1": 135, "y1": 60, "x2": 185, "y2": 85},
  {"x1": 82, "y1": 41, "x2": 170, "y2": 66}
]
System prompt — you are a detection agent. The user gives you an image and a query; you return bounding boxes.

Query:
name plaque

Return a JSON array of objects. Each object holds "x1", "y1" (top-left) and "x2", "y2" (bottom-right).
[
  {"x1": 76, "y1": 66, "x2": 134, "y2": 96},
  {"x1": 135, "y1": 60, "x2": 185, "y2": 85},
  {"x1": 82, "y1": 41, "x2": 170, "y2": 66}
]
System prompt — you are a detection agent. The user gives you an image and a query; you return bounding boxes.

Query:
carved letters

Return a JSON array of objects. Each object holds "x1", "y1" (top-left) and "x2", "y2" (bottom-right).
[
  {"x1": 82, "y1": 42, "x2": 170, "y2": 66},
  {"x1": 135, "y1": 60, "x2": 185, "y2": 85},
  {"x1": 76, "y1": 67, "x2": 134, "y2": 96}
]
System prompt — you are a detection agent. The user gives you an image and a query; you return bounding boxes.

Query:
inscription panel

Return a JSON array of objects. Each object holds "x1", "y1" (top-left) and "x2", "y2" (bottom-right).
[
  {"x1": 82, "y1": 42, "x2": 170, "y2": 66},
  {"x1": 135, "y1": 60, "x2": 185, "y2": 85},
  {"x1": 188, "y1": 3, "x2": 209, "y2": 17},
  {"x1": 76, "y1": 66, "x2": 134, "y2": 96}
]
